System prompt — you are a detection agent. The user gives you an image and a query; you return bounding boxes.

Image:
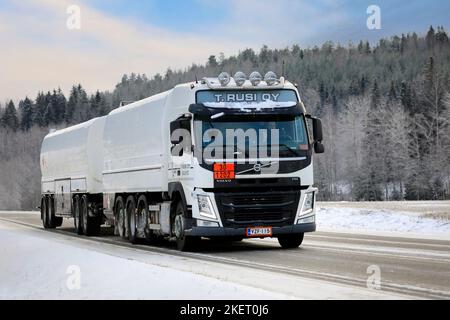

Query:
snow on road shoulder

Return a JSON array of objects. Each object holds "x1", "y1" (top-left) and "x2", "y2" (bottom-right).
[
  {"x1": 316, "y1": 205, "x2": 450, "y2": 237},
  {"x1": 0, "y1": 219, "x2": 407, "y2": 300},
  {"x1": 0, "y1": 222, "x2": 291, "y2": 300}
]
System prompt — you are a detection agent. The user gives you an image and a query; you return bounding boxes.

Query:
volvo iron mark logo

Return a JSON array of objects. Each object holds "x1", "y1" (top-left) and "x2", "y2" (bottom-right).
[{"x1": 253, "y1": 163, "x2": 262, "y2": 172}]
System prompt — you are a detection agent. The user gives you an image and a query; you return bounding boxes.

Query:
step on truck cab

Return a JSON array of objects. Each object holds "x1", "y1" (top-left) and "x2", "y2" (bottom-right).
[{"x1": 40, "y1": 71, "x2": 324, "y2": 251}]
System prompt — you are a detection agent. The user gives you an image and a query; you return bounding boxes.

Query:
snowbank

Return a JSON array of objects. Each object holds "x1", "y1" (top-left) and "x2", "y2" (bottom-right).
[{"x1": 316, "y1": 206, "x2": 450, "y2": 236}]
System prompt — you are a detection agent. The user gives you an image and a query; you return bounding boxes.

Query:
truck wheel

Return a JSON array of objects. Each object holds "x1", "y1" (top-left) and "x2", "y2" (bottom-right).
[
  {"x1": 126, "y1": 196, "x2": 138, "y2": 244},
  {"x1": 278, "y1": 233, "x2": 304, "y2": 249},
  {"x1": 114, "y1": 196, "x2": 126, "y2": 239},
  {"x1": 80, "y1": 195, "x2": 100, "y2": 236},
  {"x1": 137, "y1": 195, "x2": 153, "y2": 242},
  {"x1": 173, "y1": 201, "x2": 200, "y2": 251},
  {"x1": 42, "y1": 196, "x2": 50, "y2": 229},
  {"x1": 73, "y1": 195, "x2": 83, "y2": 235},
  {"x1": 48, "y1": 197, "x2": 63, "y2": 228}
]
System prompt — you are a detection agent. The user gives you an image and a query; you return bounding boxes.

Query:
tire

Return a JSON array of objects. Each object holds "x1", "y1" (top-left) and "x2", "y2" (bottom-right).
[
  {"x1": 278, "y1": 233, "x2": 304, "y2": 249},
  {"x1": 126, "y1": 196, "x2": 138, "y2": 244},
  {"x1": 48, "y1": 197, "x2": 63, "y2": 228},
  {"x1": 80, "y1": 195, "x2": 100, "y2": 236},
  {"x1": 42, "y1": 196, "x2": 50, "y2": 229},
  {"x1": 114, "y1": 196, "x2": 127, "y2": 239},
  {"x1": 172, "y1": 200, "x2": 200, "y2": 251},
  {"x1": 137, "y1": 195, "x2": 153, "y2": 242},
  {"x1": 73, "y1": 195, "x2": 83, "y2": 235}
]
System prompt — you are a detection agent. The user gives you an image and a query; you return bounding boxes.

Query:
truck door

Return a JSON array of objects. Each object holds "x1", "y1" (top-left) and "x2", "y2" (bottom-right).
[{"x1": 169, "y1": 116, "x2": 193, "y2": 179}]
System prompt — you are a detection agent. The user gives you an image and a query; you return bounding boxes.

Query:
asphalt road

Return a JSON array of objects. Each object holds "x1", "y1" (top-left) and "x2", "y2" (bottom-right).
[{"x1": 1, "y1": 211, "x2": 449, "y2": 299}]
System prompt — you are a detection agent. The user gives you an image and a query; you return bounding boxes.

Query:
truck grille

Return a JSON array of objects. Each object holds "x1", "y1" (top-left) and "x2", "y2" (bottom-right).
[{"x1": 215, "y1": 190, "x2": 300, "y2": 227}]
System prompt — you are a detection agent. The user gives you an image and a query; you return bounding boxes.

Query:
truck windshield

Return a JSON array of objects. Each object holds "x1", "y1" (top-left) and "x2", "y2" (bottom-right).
[{"x1": 199, "y1": 115, "x2": 309, "y2": 159}]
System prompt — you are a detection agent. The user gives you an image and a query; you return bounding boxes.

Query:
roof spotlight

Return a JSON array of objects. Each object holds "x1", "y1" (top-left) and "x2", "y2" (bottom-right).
[
  {"x1": 264, "y1": 71, "x2": 279, "y2": 86},
  {"x1": 233, "y1": 71, "x2": 247, "y2": 86},
  {"x1": 249, "y1": 71, "x2": 262, "y2": 86},
  {"x1": 218, "y1": 72, "x2": 231, "y2": 86}
]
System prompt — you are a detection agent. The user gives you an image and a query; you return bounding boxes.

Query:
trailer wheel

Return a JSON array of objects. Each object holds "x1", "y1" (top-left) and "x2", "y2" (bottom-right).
[
  {"x1": 42, "y1": 196, "x2": 50, "y2": 229},
  {"x1": 48, "y1": 196, "x2": 63, "y2": 228},
  {"x1": 173, "y1": 200, "x2": 200, "y2": 251},
  {"x1": 73, "y1": 195, "x2": 83, "y2": 235},
  {"x1": 114, "y1": 196, "x2": 126, "y2": 239},
  {"x1": 126, "y1": 196, "x2": 138, "y2": 244},
  {"x1": 80, "y1": 195, "x2": 100, "y2": 236},
  {"x1": 277, "y1": 233, "x2": 304, "y2": 249}
]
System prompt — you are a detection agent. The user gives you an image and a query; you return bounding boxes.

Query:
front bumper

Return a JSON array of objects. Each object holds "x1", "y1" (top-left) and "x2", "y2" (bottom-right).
[{"x1": 185, "y1": 222, "x2": 316, "y2": 237}]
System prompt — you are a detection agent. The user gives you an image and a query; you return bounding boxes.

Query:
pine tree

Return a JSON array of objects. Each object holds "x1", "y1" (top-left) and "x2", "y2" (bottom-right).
[
  {"x1": 19, "y1": 97, "x2": 33, "y2": 131},
  {"x1": 51, "y1": 89, "x2": 67, "y2": 124},
  {"x1": 65, "y1": 85, "x2": 78, "y2": 123},
  {"x1": 388, "y1": 81, "x2": 397, "y2": 104},
  {"x1": 426, "y1": 26, "x2": 435, "y2": 50},
  {"x1": 34, "y1": 91, "x2": 48, "y2": 127},
  {"x1": 2, "y1": 100, "x2": 19, "y2": 131}
]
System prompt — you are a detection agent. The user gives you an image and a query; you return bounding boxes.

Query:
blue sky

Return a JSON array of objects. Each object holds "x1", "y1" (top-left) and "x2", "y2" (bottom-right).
[
  {"x1": 1, "y1": 0, "x2": 449, "y2": 102},
  {"x1": 86, "y1": 0, "x2": 450, "y2": 46}
]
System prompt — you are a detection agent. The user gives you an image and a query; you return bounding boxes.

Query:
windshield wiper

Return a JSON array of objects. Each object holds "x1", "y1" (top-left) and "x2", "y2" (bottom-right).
[{"x1": 270, "y1": 144, "x2": 300, "y2": 157}]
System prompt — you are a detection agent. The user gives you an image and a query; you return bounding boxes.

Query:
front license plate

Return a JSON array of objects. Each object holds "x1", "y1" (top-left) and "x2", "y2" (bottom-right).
[{"x1": 246, "y1": 227, "x2": 272, "y2": 237}]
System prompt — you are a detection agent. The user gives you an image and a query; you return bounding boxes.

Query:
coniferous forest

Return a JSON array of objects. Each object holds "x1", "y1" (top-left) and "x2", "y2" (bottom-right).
[{"x1": 1, "y1": 26, "x2": 450, "y2": 209}]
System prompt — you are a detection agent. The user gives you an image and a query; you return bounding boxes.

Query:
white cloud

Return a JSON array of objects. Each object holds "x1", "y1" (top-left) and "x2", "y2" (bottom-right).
[
  {"x1": 0, "y1": 0, "x2": 246, "y2": 102},
  {"x1": 0, "y1": 0, "x2": 354, "y2": 103}
]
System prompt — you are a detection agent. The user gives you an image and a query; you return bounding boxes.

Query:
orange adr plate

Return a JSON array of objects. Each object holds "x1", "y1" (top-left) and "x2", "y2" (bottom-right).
[{"x1": 213, "y1": 163, "x2": 235, "y2": 180}]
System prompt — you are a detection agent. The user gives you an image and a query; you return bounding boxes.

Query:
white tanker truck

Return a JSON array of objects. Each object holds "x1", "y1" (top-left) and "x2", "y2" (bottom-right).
[{"x1": 40, "y1": 72, "x2": 324, "y2": 251}]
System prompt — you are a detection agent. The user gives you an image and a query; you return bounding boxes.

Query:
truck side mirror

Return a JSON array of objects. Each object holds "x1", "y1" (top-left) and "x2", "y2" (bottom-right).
[
  {"x1": 306, "y1": 115, "x2": 324, "y2": 154},
  {"x1": 314, "y1": 142, "x2": 325, "y2": 154},
  {"x1": 170, "y1": 116, "x2": 191, "y2": 145},
  {"x1": 312, "y1": 118, "x2": 323, "y2": 142}
]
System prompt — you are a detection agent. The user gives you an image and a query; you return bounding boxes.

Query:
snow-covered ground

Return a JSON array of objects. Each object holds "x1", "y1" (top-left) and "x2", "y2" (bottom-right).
[
  {"x1": 0, "y1": 221, "x2": 286, "y2": 300},
  {"x1": 316, "y1": 201, "x2": 450, "y2": 238},
  {"x1": 0, "y1": 219, "x2": 403, "y2": 300}
]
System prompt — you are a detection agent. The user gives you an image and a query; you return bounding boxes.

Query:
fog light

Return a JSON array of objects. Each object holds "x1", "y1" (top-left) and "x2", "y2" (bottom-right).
[
  {"x1": 297, "y1": 215, "x2": 315, "y2": 224},
  {"x1": 197, "y1": 219, "x2": 219, "y2": 227},
  {"x1": 233, "y1": 71, "x2": 247, "y2": 86}
]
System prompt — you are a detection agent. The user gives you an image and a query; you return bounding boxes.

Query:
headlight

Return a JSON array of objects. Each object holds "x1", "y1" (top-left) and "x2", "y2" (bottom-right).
[
  {"x1": 197, "y1": 195, "x2": 216, "y2": 219},
  {"x1": 297, "y1": 215, "x2": 315, "y2": 224},
  {"x1": 301, "y1": 192, "x2": 314, "y2": 215}
]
